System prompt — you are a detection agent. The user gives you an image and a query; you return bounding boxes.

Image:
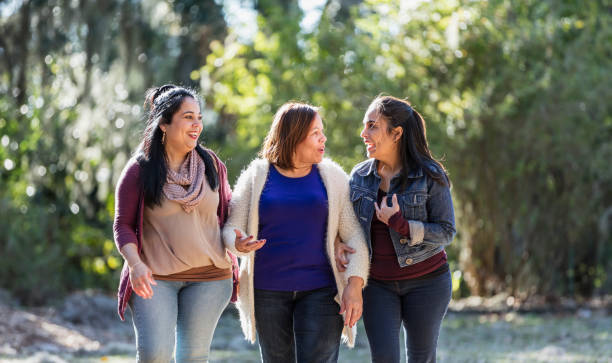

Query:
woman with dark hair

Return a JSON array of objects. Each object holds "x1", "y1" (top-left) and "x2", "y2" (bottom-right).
[
  {"x1": 222, "y1": 102, "x2": 369, "y2": 363},
  {"x1": 335, "y1": 96, "x2": 456, "y2": 363},
  {"x1": 113, "y1": 84, "x2": 237, "y2": 362}
]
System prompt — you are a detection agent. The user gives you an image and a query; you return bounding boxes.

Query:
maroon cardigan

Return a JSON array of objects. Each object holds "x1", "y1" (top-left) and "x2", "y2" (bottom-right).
[{"x1": 112, "y1": 150, "x2": 236, "y2": 320}]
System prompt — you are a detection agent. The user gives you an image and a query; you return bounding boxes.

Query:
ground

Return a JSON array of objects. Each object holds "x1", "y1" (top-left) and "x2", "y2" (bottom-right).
[{"x1": 1, "y1": 291, "x2": 611, "y2": 362}]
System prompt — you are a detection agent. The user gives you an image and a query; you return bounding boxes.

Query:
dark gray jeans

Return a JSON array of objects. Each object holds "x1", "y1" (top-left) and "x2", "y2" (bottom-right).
[
  {"x1": 363, "y1": 271, "x2": 452, "y2": 363},
  {"x1": 254, "y1": 286, "x2": 343, "y2": 363}
]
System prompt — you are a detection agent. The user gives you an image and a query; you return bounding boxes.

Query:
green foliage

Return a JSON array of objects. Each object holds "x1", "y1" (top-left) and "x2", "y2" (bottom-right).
[
  {"x1": 201, "y1": 0, "x2": 612, "y2": 298},
  {"x1": 0, "y1": 0, "x2": 609, "y2": 304}
]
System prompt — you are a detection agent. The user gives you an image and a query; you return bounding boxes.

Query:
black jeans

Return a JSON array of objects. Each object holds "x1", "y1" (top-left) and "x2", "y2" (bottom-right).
[
  {"x1": 254, "y1": 286, "x2": 343, "y2": 363},
  {"x1": 363, "y1": 271, "x2": 452, "y2": 363}
]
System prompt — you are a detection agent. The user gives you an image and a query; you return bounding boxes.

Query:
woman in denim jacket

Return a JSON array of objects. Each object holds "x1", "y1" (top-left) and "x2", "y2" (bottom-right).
[{"x1": 336, "y1": 95, "x2": 456, "y2": 363}]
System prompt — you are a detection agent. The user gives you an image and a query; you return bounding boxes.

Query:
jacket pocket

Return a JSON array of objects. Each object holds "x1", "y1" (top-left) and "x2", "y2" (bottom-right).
[{"x1": 401, "y1": 192, "x2": 428, "y2": 221}]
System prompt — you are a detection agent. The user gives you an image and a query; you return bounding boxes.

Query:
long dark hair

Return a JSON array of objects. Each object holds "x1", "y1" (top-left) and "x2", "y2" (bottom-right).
[
  {"x1": 368, "y1": 95, "x2": 449, "y2": 188},
  {"x1": 136, "y1": 84, "x2": 218, "y2": 207}
]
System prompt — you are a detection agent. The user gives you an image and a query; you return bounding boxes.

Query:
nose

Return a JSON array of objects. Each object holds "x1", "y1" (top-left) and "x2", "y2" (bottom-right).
[
  {"x1": 360, "y1": 125, "x2": 367, "y2": 138},
  {"x1": 321, "y1": 132, "x2": 327, "y2": 143}
]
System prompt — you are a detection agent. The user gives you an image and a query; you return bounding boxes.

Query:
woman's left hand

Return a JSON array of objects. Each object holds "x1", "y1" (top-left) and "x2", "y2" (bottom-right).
[
  {"x1": 340, "y1": 277, "x2": 364, "y2": 328},
  {"x1": 374, "y1": 193, "x2": 400, "y2": 225}
]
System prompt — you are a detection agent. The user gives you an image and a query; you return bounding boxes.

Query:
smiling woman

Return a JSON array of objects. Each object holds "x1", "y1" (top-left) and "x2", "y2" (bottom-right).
[
  {"x1": 222, "y1": 102, "x2": 369, "y2": 363},
  {"x1": 112, "y1": 84, "x2": 239, "y2": 362}
]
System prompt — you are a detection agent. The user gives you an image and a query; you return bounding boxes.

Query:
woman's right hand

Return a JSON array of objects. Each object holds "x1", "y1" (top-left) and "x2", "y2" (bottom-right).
[
  {"x1": 234, "y1": 229, "x2": 266, "y2": 253},
  {"x1": 129, "y1": 261, "x2": 156, "y2": 299},
  {"x1": 334, "y1": 235, "x2": 356, "y2": 272}
]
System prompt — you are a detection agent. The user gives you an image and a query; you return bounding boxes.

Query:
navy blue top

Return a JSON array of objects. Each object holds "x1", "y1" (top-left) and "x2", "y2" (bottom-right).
[{"x1": 254, "y1": 164, "x2": 335, "y2": 291}]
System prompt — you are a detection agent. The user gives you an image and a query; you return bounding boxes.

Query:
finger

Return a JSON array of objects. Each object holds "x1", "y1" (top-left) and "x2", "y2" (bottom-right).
[
  {"x1": 148, "y1": 273, "x2": 157, "y2": 286},
  {"x1": 247, "y1": 239, "x2": 266, "y2": 247},
  {"x1": 142, "y1": 281, "x2": 153, "y2": 297},
  {"x1": 342, "y1": 245, "x2": 356, "y2": 254},
  {"x1": 240, "y1": 235, "x2": 255, "y2": 243},
  {"x1": 234, "y1": 229, "x2": 243, "y2": 239},
  {"x1": 381, "y1": 196, "x2": 388, "y2": 209},
  {"x1": 392, "y1": 193, "x2": 398, "y2": 207},
  {"x1": 337, "y1": 261, "x2": 346, "y2": 272},
  {"x1": 339, "y1": 300, "x2": 346, "y2": 315},
  {"x1": 249, "y1": 240, "x2": 266, "y2": 251},
  {"x1": 350, "y1": 307, "x2": 361, "y2": 327},
  {"x1": 374, "y1": 201, "x2": 381, "y2": 214},
  {"x1": 339, "y1": 253, "x2": 349, "y2": 265},
  {"x1": 344, "y1": 307, "x2": 353, "y2": 326},
  {"x1": 353, "y1": 309, "x2": 362, "y2": 326}
]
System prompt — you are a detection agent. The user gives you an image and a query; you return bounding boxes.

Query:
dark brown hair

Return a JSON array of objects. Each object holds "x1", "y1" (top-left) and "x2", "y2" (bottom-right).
[
  {"x1": 260, "y1": 102, "x2": 319, "y2": 170},
  {"x1": 368, "y1": 95, "x2": 449, "y2": 188}
]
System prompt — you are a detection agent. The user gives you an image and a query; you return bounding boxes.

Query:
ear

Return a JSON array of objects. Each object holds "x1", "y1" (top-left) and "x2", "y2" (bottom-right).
[
  {"x1": 392, "y1": 126, "x2": 403, "y2": 143},
  {"x1": 159, "y1": 124, "x2": 167, "y2": 133}
]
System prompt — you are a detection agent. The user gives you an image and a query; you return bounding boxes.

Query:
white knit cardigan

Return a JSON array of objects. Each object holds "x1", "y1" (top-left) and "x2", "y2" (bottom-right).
[{"x1": 222, "y1": 158, "x2": 370, "y2": 348}]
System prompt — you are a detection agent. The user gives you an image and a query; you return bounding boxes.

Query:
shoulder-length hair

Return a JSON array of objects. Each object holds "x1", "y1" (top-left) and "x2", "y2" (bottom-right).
[
  {"x1": 260, "y1": 102, "x2": 319, "y2": 170},
  {"x1": 136, "y1": 84, "x2": 218, "y2": 207}
]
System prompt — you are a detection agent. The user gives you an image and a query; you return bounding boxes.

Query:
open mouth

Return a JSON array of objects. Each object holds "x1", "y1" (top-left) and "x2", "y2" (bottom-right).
[
  {"x1": 188, "y1": 131, "x2": 199, "y2": 140},
  {"x1": 364, "y1": 140, "x2": 375, "y2": 152}
]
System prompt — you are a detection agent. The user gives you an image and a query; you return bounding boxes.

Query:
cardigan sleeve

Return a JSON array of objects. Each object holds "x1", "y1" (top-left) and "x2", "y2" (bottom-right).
[
  {"x1": 222, "y1": 162, "x2": 255, "y2": 257},
  {"x1": 113, "y1": 161, "x2": 141, "y2": 251},
  {"x1": 336, "y1": 173, "x2": 370, "y2": 287}
]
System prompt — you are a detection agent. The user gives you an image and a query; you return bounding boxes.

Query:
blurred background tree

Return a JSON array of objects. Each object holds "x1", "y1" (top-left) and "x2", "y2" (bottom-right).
[{"x1": 0, "y1": 0, "x2": 610, "y2": 305}]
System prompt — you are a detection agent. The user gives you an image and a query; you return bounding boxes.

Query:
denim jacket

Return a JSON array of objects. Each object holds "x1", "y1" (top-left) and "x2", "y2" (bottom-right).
[{"x1": 349, "y1": 158, "x2": 456, "y2": 268}]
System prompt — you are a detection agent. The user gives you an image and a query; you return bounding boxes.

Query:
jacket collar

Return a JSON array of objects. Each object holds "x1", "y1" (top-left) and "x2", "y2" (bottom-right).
[{"x1": 357, "y1": 158, "x2": 424, "y2": 179}]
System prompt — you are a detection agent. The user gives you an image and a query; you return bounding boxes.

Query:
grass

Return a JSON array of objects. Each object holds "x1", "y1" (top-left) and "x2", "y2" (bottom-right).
[{"x1": 3, "y1": 309, "x2": 611, "y2": 362}]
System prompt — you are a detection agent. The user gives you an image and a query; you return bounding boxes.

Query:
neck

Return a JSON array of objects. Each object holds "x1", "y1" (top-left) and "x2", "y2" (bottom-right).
[
  {"x1": 274, "y1": 162, "x2": 312, "y2": 178},
  {"x1": 377, "y1": 154, "x2": 402, "y2": 178},
  {"x1": 165, "y1": 145, "x2": 189, "y2": 172}
]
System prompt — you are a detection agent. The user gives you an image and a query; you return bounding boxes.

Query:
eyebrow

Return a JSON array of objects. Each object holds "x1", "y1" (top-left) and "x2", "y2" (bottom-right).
[{"x1": 182, "y1": 111, "x2": 202, "y2": 116}]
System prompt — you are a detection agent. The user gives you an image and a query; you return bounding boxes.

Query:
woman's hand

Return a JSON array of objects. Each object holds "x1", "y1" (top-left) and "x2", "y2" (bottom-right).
[
  {"x1": 234, "y1": 229, "x2": 266, "y2": 253},
  {"x1": 334, "y1": 236, "x2": 355, "y2": 272},
  {"x1": 340, "y1": 276, "x2": 364, "y2": 327},
  {"x1": 374, "y1": 193, "x2": 400, "y2": 225},
  {"x1": 129, "y1": 260, "x2": 156, "y2": 299}
]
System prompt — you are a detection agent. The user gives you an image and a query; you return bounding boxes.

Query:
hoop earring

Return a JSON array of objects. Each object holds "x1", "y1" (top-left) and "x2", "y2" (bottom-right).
[{"x1": 162, "y1": 131, "x2": 166, "y2": 144}]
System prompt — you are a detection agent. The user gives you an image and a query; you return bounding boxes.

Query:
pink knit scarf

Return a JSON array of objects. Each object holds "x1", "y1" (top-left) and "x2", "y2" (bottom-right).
[{"x1": 163, "y1": 150, "x2": 206, "y2": 213}]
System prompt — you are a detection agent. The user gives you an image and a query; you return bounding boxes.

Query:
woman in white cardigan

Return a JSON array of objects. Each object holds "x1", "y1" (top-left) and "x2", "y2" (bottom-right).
[{"x1": 222, "y1": 102, "x2": 369, "y2": 363}]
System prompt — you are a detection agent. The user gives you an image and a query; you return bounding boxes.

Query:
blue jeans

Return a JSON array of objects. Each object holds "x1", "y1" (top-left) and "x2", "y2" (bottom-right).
[
  {"x1": 254, "y1": 286, "x2": 343, "y2": 363},
  {"x1": 129, "y1": 278, "x2": 232, "y2": 363},
  {"x1": 363, "y1": 271, "x2": 452, "y2": 363}
]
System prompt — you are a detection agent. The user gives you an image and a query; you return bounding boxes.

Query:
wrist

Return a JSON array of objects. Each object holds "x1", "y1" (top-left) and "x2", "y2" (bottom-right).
[
  {"x1": 347, "y1": 276, "x2": 364, "y2": 289},
  {"x1": 129, "y1": 260, "x2": 144, "y2": 270}
]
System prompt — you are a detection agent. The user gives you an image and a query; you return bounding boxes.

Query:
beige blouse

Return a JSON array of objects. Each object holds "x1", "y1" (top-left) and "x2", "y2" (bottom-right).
[{"x1": 141, "y1": 179, "x2": 231, "y2": 275}]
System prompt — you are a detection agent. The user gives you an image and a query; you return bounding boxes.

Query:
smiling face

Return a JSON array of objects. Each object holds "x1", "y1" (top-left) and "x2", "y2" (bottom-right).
[
  {"x1": 293, "y1": 113, "x2": 326, "y2": 167},
  {"x1": 160, "y1": 97, "x2": 202, "y2": 155},
  {"x1": 360, "y1": 109, "x2": 401, "y2": 162}
]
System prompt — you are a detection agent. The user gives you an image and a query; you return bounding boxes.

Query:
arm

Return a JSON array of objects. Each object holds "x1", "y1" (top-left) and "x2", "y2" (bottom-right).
[
  {"x1": 112, "y1": 162, "x2": 155, "y2": 298},
  {"x1": 337, "y1": 185, "x2": 370, "y2": 287},
  {"x1": 410, "y1": 179, "x2": 456, "y2": 247},
  {"x1": 112, "y1": 162, "x2": 140, "y2": 251},
  {"x1": 119, "y1": 242, "x2": 156, "y2": 299},
  {"x1": 209, "y1": 150, "x2": 232, "y2": 225},
  {"x1": 221, "y1": 163, "x2": 265, "y2": 256}
]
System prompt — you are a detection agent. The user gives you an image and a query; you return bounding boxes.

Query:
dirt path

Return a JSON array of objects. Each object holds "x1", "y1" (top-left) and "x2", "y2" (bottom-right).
[{"x1": 2, "y1": 291, "x2": 611, "y2": 362}]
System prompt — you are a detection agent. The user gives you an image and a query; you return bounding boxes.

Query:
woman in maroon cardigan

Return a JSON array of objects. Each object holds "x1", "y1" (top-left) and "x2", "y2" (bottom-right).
[{"x1": 113, "y1": 84, "x2": 241, "y2": 362}]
